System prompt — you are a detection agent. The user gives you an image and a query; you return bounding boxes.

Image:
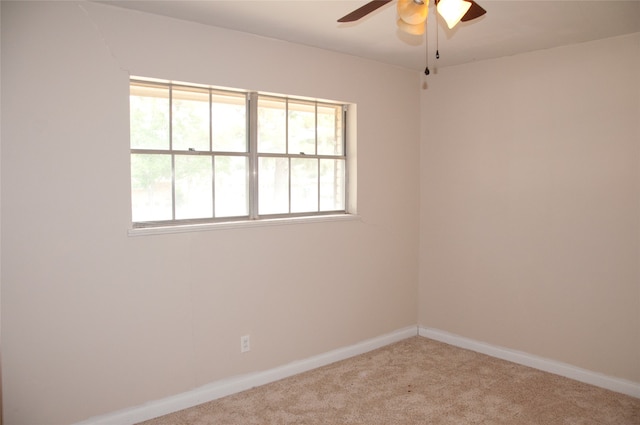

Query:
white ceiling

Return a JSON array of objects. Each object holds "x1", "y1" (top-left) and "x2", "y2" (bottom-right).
[{"x1": 99, "y1": 0, "x2": 640, "y2": 71}]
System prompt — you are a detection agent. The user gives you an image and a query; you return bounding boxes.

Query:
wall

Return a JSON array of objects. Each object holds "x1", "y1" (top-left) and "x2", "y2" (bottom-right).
[
  {"x1": 0, "y1": 2, "x2": 420, "y2": 424},
  {"x1": 419, "y1": 33, "x2": 640, "y2": 383}
]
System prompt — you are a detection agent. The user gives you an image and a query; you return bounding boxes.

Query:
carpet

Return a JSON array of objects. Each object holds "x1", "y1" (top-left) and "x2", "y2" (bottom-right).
[{"x1": 138, "y1": 336, "x2": 640, "y2": 424}]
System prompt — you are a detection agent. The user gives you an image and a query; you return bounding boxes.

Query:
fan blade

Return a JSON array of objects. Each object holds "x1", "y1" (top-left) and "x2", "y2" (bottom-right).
[
  {"x1": 337, "y1": 0, "x2": 393, "y2": 23},
  {"x1": 460, "y1": 1, "x2": 486, "y2": 22}
]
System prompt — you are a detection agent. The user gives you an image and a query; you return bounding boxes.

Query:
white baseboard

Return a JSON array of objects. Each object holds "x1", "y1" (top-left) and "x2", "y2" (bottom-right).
[
  {"x1": 419, "y1": 327, "x2": 640, "y2": 399},
  {"x1": 75, "y1": 325, "x2": 638, "y2": 425},
  {"x1": 75, "y1": 325, "x2": 418, "y2": 425}
]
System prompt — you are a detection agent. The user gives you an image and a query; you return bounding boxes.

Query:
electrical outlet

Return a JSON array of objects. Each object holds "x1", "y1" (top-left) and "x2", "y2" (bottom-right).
[{"x1": 240, "y1": 335, "x2": 250, "y2": 353}]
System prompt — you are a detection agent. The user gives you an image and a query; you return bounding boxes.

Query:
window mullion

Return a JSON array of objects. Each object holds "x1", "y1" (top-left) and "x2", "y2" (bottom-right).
[
  {"x1": 249, "y1": 92, "x2": 259, "y2": 219},
  {"x1": 314, "y1": 102, "x2": 318, "y2": 156},
  {"x1": 210, "y1": 89, "x2": 215, "y2": 218},
  {"x1": 286, "y1": 99, "x2": 291, "y2": 213},
  {"x1": 211, "y1": 155, "x2": 216, "y2": 218},
  {"x1": 209, "y1": 89, "x2": 213, "y2": 152},
  {"x1": 315, "y1": 102, "x2": 320, "y2": 211},
  {"x1": 288, "y1": 157, "x2": 292, "y2": 214},
  {"x1": 169, "y1": 84, "x2": 176, "y2": 220},
  {"x1": 317, "y1": 158, "x2": 321, "y2": 212}
]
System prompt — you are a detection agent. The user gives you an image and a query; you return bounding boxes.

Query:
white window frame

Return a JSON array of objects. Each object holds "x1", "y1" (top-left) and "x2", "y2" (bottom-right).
[{"x1": 128, "y1": 77, "x2": 355, "y2": 235}]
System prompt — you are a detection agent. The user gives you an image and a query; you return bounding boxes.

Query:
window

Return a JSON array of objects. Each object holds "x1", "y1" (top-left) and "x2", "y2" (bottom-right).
[{"x1": 130, "y1": 78, "x2": 349, "y2": 228}]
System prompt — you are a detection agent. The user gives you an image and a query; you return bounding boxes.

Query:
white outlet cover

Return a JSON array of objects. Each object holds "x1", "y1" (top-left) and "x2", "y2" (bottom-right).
[{"x1": 240, "y1": 335, "x2": 250, "y2": 353}]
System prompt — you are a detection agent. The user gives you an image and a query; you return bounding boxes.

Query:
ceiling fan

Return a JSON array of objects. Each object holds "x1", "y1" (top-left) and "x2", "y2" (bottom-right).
[{"x1": 338, "y1": 0, "x2": 486, "y2": 35}]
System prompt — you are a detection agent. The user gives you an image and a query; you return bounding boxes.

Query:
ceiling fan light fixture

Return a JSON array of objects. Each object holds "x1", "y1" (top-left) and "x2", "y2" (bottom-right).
[
  {"x1": 396, "y1": 18, "x2": 425, "y2": 35},
  {"x1": 397, "y1": 0, "x2": 428, "y2": 26},
  {"x1": 436, "y1": 0, "x2": 472, "y2": 29}
]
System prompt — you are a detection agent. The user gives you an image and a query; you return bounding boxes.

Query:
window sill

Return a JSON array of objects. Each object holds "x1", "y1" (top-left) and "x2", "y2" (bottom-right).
[{"x1": 127, "y1": 214, "x2": 361, "y2": 237}]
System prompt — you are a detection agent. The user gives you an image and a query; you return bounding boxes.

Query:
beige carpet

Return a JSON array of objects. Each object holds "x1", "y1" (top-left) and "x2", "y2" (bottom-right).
[{"x1": 139, "y1": 337, "x2": 640, "y2": 424}]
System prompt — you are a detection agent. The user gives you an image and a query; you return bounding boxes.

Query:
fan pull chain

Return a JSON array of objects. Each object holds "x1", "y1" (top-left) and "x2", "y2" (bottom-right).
[
  {"x1": 424, "y1": 21, "x2": 430, "y2": 75},
  {"x1": 436, "y1": 13, "x2": 440, "y2": 59}
]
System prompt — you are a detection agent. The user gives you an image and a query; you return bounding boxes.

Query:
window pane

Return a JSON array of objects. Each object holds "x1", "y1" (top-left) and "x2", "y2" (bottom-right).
[
  {"x1": 259, "y1": 157, "x2": 289, "y2": 215},
  {"x1": 288, "y1": 101, "x2": 315, "y2": 155},
  {"x1": 258, "y1": 97, "x2": 286, "y2": 153},
  {"x1": 320, "y1": 159, "x2": 345, "y2": 211},
  {"x1": 130, "y1": 84, "x2": 170, "y2": 150},
  {"x1": 174, "y1": 155, "x2": 213, "y2": 219},
  {"x1": 212, "y1": 92, "x2": 247, "y2": 152},
  {"x1": 215, "y1": 156, "x2": 248, "y2": 217},
  {"x1": 172, "y1": 87, "x2": 210, "y2": 151},
  {"x1": 131, "y1": 154, "x2": 172, "y2": 221},
  {"x1": 291, "y1": 158, "x2": 318, "y2": 213},
  {"x1": 317, "y1": 104, "x2": 344, "y2": 156}
]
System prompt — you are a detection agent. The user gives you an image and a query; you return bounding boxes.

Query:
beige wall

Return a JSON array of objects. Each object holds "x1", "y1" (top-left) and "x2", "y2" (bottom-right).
[
  {"x1": 3, "y1": 1, "x2": 639, "y2": 424},
  {"x1": 0, "y1": 2, "x2": 420, "y2": 424},
  {"x1": 419, "y1": 33, "x2": 640, "y2": 383}
]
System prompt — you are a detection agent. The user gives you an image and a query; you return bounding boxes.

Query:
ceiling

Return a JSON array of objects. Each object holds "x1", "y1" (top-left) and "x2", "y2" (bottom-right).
[{"x1": 99, "y1": 0, "x2": 640, "y2": 71}]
